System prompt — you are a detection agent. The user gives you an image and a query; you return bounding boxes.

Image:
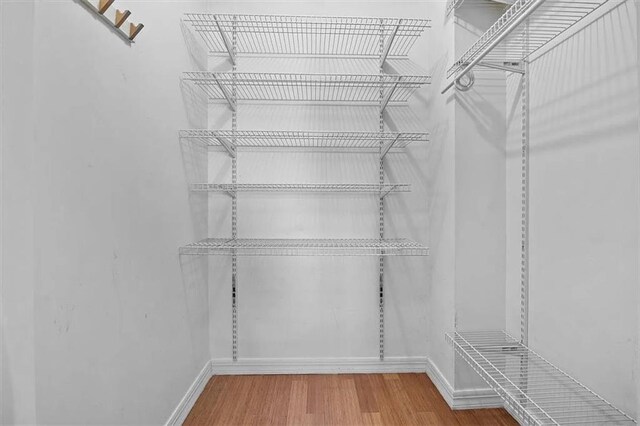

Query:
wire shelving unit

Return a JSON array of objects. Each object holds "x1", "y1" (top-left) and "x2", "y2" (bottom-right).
[
  {"x1": 180, "y1": 238, "x2": 429, "y2": 256},
  {"x1": 183, "y1": 72, "x2": 431, "y2": 108},
  {"x1": 179, "y1": 130, "x2": 429, "y2": 155},
  {"x1": 445, "y1": 2, "x2": 635, "y2": 423},
  {"x1": 446, "y1": 0, "x2": 466, "y2": 16},
  {"x1": 444, "y1": 0, "x2": 611, "y2": 92},
  {"x1": 180, "y1": 13, "x2": 430, "y2": 362},
  {"x1": 190, "y1": 183, "x2": 410, "y2": 196},
  {"x1": 183, "y1": 14, "x2": 430, "y2": 60},
  {"x1": 447, "y1": 331, "x2": 636, "y2": 425}
]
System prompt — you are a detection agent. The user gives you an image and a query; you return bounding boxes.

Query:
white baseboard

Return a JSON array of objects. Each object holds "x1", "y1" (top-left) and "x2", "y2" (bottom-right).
[
  {"x1": 210, "y1": 356, "x2": 428, "y2": 375},
  {"x1": 426, "y1": 358, "x2": 503, "y2": 410},
  {"x1": 166, "y1": 361, "x2": 213, "y2": 426}
]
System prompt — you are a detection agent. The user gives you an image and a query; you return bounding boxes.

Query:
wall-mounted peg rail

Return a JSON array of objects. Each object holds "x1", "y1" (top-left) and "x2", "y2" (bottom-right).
[{"x1": 77, "y1": 0, "x2": 144, "y2": 43}]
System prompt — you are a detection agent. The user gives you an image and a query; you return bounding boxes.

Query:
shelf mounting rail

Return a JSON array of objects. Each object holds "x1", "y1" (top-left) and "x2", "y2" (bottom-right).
[
  {"x1": 443, "y1": 0, "x2": 611, "y2": 94},
  {"x1": 447, "y1": 331, "x2": 636, "y2": 425}
]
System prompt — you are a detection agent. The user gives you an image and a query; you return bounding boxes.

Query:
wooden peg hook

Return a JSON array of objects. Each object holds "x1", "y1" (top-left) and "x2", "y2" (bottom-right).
[
  {"x1": 98, "y1": 0, "x2": 115, "y2": 14},
  {"x1": 114, "y1": 9, "x2": 130, "y2": 28},
  {"x1": 129, "y1": 22, "x2": 144, "y2": 41}
]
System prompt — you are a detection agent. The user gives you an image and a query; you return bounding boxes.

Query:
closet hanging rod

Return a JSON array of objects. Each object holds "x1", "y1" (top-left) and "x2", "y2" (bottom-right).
[{"x1": 442, "y1": 0, "x2": 546, "y2": 94}]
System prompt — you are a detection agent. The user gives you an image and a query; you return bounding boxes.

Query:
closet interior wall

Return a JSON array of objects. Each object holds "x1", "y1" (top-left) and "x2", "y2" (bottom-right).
[
  {"x1": 202, "y1": 1, "x2": 433, "y2": 365},
  {"x1": 2, "y1": 2, "x2": 211, "y2": 424},
  {"x1": 505, "y1": 0, "x2": 639, "y2": 417}
]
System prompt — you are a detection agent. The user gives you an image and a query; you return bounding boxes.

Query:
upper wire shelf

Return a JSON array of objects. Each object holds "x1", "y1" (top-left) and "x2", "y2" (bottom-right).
[
  {"x1": 183, "y1": 14, "x2": 430, "y2": 59},
  {"x1": 446, "y1": 0, "x2": 466, "y2": 16},
  {"x1": 190, "y1": 183, "x2": 410, "y2": 197},
  {"x1": 447, "y1": 330, "x2": 636, "y2": 426},
  {"x1": 447, "y1": 0, "x2": 610, "y2": 79},
  {"x1": 180, "y1": 238, "x2": 429, "y2": 256},
  {"x1": 182, "y1": 72, "x2": 431, "y2": 109},
  {"x1": 179, "y1": 130, "x2": 429, "y2": 156}
]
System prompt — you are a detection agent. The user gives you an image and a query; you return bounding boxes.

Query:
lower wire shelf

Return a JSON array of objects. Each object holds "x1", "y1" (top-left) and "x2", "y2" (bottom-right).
[
  {"x1": 447, "y1": 330, "x2": 635, "y2": 426},
  {"x1": 180, "y1": 238, "x2": 429, "y2": 256},
  {"x1": 189, "y1": 183, "x2": 410, "y2": 196}
]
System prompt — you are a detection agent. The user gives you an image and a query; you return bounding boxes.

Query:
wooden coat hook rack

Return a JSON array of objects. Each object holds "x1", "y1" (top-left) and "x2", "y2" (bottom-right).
[{"x1": 78, "y1": 0, "x2": 144, "y2": 43}]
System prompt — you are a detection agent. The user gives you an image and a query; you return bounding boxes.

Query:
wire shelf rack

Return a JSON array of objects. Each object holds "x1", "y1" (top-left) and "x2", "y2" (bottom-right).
[
  {"x1": 190, "y1": 183, "x2": 410, "y2": 196},
  {"x1": 182, "y1": 72, "x2": 431, "y2": 106},
  {"x1": 446, "y1": 0, "x2": 466, "y2": 16},
  {"x1": 183, "y1": 14, "x2": 430, "y2": 58},
  {"x1": 180, "y1": 238, "x2": 429, "y2": 256},
  {"x1": 179, "y1": 130, "x2": 429, "y2": 154},
  {"x1": 447, "y1": 330, "x2": 636, "y2": 425},
  {"x1": 448, "y1": 0, "x2": 610, "y2": 78}
]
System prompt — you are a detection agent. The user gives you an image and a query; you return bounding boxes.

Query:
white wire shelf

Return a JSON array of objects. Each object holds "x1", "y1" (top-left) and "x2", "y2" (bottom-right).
[
  {"x1": 190, "y1": 183, "x2": 410, "y2": 196},
  {"x1": 180, "y1": 238, "x2": 429, "y2": 256},
  {"x1": 447, "y1": 330, "x2": 636, "y2": 426},
  {"x1": 182, "y1": 72, "x2": 431, "y2": 108},
  {"x1": 179, "y1": 130, "x2": 429, "y2": 156},
  {"x1": 448, "y1": 0, "x2": 610, "y2": 79},
  {"x1": 446, "y1": 0, "x2": 466, "y2": 16},
  {"x1": 183, "y1": 14, "x2": 430, "y2": 59}
]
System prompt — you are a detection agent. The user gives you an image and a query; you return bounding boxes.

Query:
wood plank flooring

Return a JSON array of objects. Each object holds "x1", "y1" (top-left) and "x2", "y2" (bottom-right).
[{"x1": 184, "y1": 373, "x2": 517, "y2": 425}]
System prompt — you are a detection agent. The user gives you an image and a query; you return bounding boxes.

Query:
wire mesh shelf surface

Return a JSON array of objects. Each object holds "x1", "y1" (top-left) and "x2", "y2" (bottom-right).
[
  {"x1": 446, "y1": 0, "x2": 466, "y2": 16},
  {"x1": 447, "y1": 330, "x2": 636, "y2": 425},
  {"x1": 179, "y1": 130, "x2": 429, "y2": 152},
  {"x1": 183, "y1": 14, "x2": 430, "y2": 58},
  {"x1": 190, "y1": 183, "x2": 411, "y2": 194},
  {"x1": 182, "y1": 72, "x2": 431, "y2": 104},
  {"x1": 180, "y1": 238, "x2": 429, "y2": 256},
  {"x1": 448, "y1": 0, "x2": 610, "y2": 78}
]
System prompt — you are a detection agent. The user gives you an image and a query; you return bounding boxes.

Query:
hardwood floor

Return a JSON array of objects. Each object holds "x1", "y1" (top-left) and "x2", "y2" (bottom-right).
[{"x1": 183, "y1": 373, "x2": 517, "y2": 425}]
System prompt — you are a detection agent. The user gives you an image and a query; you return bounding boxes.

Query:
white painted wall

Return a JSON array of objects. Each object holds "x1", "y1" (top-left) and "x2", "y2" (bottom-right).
[
  {"x1": 453, "y1": 2, "x2": 508, "y2": 392},
  {"x1": 2, "y1": 1, "x2": 210, "y2": 424},
  {"x1": 424, "y1": 0, "x2": 458, "y2": 399},
  {"x1": 200, "y1": 1, "x2": 432, "y2": 365},
  {"x1": 506, "y1": 0, "x2": 639, "y2": 418},
  {"x1": 1, "y1": 1, "x2": 38, "y2": 424}
]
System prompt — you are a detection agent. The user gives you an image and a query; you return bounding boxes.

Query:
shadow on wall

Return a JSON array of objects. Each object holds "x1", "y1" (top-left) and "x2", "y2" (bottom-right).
[
  {"x1": 510, "y1": 0, "x2": 637, "y2": 157},
  {"x1": 423, "y1": 54, "x2": 451, "y2": 270},
  {"x1": 1, "y1": 334, "x2": 14, "y2": 424},
  {"x1": 181, "y1": 19, "x2": 207, "y2": 72},
  {"x1": 179, "y1": 137, "x2": 209, "y2": 239},
  {"x1": 178, "y1": 254, "x2": 209, "y2": 362}
]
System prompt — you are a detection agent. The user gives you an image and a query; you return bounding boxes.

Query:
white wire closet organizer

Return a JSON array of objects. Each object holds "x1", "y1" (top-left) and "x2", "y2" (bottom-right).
[
  {"x1": 180, "y1": 238, "x2": 429, "y2": 256},
  {"x1": 190, "y1": 183, "x2": 410, "y2": 197},
  {"x1": 445, "y1": 1, "x2": 635, "y2": 423},
  {"x1": 182, "y1": 72, "x2": 431, "y2": 108},
  {"x1": 182, "y1": 14, "x2": 430, "y2": 60},
  {"x1": 180, "y1": 12, "x2": 430, "y2": 362},
  {"x1": 443, "y1": 0, "x2": 611, "y2": 93},
  {"x1": 178, "y1": 130, "x2": 429, "y2": 156},
  {"x1": 447, "y1": 331, "x2": 636, "y2": 425}
]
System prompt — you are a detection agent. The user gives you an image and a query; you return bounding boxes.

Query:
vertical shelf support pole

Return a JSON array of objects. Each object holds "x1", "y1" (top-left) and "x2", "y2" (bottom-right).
[
  {"x1": 212, "y1": 75, "x2": 237, "y2": 112},
  {"x1": 378, "y1": 20, "x2": 386, "y2": 361},
  {"x1": 231, "y1": 16, "x2": 239, "y2": 362},
  {"x1": 520, "y1": 58, "x2": 530, "y2": 346},
  {"x1": 381, "y1": 76, "x2": 401, "y2": 112},
  {"x1": 214, "y1": 134, "x2": 236, "y2": 158},
  {"x1": 381, "y1": 133, "x2": 401, "y2": 159},
  {"x1": 214, "y1": 15, "x2": 236, "y2": 66},
  {"x1": 379, "y1": 19, "x2": 401, "y2": 67}
]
